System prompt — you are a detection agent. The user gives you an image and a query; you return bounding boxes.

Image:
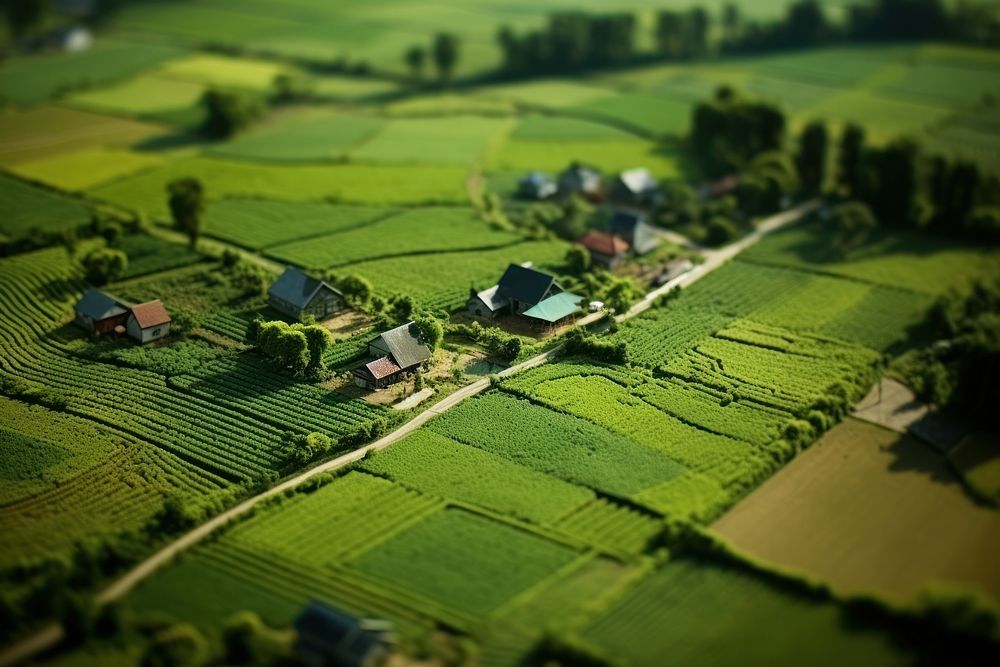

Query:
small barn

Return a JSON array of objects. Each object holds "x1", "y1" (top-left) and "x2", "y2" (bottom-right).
[
  {"x1": 517, "y1": 171, "x2": 557, "y2": 200},
  {"x1": 73, "y1": 288, "x2": 130, "y2": 336},
  {"x1": 352, "y1": 321, "x2": 432, "y2": 390},
  {"x1": 126, "y1": 300, "x2": 171, "y2": 344},
  {"x1": 557, "y1": 163, "x2": 603, "y2": 201},
  {"x1": 611, "y1": 168, "x2": 663, "y2": 206},
  {"x1": 293, "y1": 601, "x2": 393, "y2": 667},
  {"x1": 268, "y1": 267, "x2": 345, "y2": 321},
  {"x1": 610, "y1": 210, "x2": 660, "y2": 255},
  {"x1": 577, "y1": 230, "x2": 631, "y2": 269},
  {"x1": 467, "y1": 264, "x2": 582, "y2": 326}
]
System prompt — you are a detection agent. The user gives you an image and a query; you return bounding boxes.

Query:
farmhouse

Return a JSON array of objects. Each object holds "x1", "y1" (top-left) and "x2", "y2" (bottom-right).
[
  {"x1": 126, "y1": 300, "x2": 171, "y2": 343},
  {"x1": 577, "y1": 230, "x2": 631, "y2": 269},
  {"x1": 611, "y1": 167, "x2": 663, "y2": 206},
  {"x1": 467, "y1": 263, "x2": 583, "y2": 325},
  {"x1": 268, "y1": 266, "x2": 345, "y2": 321},
  {"x1": 293, "y1": 601, "x2": 393, "y2": 667},
  {"x1": 517, "y1": 171, "x2": 557, "y2": 200},
  {"x1": 558, "y1": 162, "x2": 603, "y2": 201},
  {"x1": 73, "y1": 288, "x2": 130, "y2": 336},
  {"x1": 610, "y1": 210, "x2": 660, "y2": 255},
  {"x1": 352, "y1": 321, "x2": 432, "y2": 390}
]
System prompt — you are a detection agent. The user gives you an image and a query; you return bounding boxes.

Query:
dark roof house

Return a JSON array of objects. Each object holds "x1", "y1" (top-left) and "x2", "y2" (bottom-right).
[
  {"x1": 467, "y1": 264, "x2": 582, "y2": 324},
  {"x1": 610, "y1": 211, "x2": 660, "y2": 255},
  {"x1": 557, "y1": 163, "x2": 603, "y2": 201},
  {"x1": 294, "y1": 601, "x2": 392, "y2": 667},
  {"x1": 73, "y1": 288, "x2": 130, "y2": 335},
  {"x1": 517, "y1": 171, "x2": 557, "y2": 200},
  {"x1": 352, "y1": 322, "x2": 432, "y2": 390},
  {"x1": 496, "y1": 263, "x2": 558, "y2": 308},
  {"x1": 268, "y1": 267, "x2": 345, "y2": 321},
  {"x1": 612, "y1": 167, "x2": 663, "y2": 206}
]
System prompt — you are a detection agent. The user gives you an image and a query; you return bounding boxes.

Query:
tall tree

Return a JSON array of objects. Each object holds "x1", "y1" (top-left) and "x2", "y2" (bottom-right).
[
  {"x1": 685, "y1": 8, "x2": 710, "y2": 58},
  {"x1": 796, "y1": 120, "x2": 829, "y2": 194},
  {"x1": 201, "y1": 89, "x2": 262, "y2": 138},
  {"x1": 656, "y1": 10, "x2": 685, "y2": 58},
  {"x1": 722, "y1": 3, "x2": 742, "y2": 42},
  {"x1": 404, "y1": 45, "x2": 426, "y2": 81},
  {"x1": 837, "y1": 123, "x2": 865, "y2": 198},
  {"x1": 167, "y1": 178, "x2": 204, "y2": 249},
  {"x1": 432, "y1": 32, "x2": 459, "y2": 84}
]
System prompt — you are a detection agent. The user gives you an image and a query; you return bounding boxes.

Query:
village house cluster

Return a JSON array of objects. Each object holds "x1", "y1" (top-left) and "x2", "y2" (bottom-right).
[{"x1": 73, "y1": 288, "x2": 171, "y2": 343}]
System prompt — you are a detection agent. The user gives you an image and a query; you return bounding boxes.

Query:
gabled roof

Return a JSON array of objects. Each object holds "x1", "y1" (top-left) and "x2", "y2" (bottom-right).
[
  {"x1": 522, "y1": 292, "x2": 583, "y2": 323},
  {"x1": 269, "y1": 267, "x2": 343, "y2": 310},
  {"x1": 473, "y1": 284, "x2": 510, "y2": 312},
  {"x1": 373, "y1": 321, "x2": 431, "y2": 369},
  {"x1": 293, "y1": 601, "x2": 388, "y2": 662},
  {"x1": 75, "y1": 288, "x2": 128, "y2": 320},
  {"x1": 610, "y1": 211, "x2": 660, "y2": 255},
  {"x1": 520, "y1": 171, "x2": 553, "y2": 187},
  {"x1": 496, "y1": 264, "x2": 556, "y2": 306},
  {"x1": 363, "y1": 356, "x2": 402, "y2": 380},
  {"x1": 618, "y1": 167, "x2": 658, "y2": 194},
  {"x1": 578, "y1": 230, "x2": 630, "y2": 257},
  {"x1": 130, "y1": 300, "x2": 170, "y2": 328},
  {"x1": 558, "y1": 163, "x2": 602, "y2": 191}
]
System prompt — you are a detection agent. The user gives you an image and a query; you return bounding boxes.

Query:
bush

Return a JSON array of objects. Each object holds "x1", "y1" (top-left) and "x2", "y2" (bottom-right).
[
  {"x1": 81, "y1": 248, "x2": 128, "y2": 286},
  {"x1": 704, "y1": 216, "x2": 739, "y2": 246},
  {"x1": 564, "y1": 329, "x2": 627, "y2": 364},
  {"x1": 141, "y1": 623, "x2": 209, "y2": 667}
]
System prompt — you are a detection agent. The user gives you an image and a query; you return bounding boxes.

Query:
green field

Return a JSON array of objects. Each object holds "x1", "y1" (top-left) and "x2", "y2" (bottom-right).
[
  {"x1": 8, "y1": 146, "x2": 164, "y2": 192},
  {"x1": 67, "y1": 75, "x2": 207, "y2": 117},
  {"x1": 210, "y1": 110, "x2": 382, "y2": 162},
  {"x1": 0, "y1": 173, "x2": 92, "y2": 236},
  {"x1": 351, "y1": 116, "x2": 514, "y2": 165}
]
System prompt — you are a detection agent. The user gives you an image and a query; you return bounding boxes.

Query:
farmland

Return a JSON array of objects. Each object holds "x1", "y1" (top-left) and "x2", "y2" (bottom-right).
[{"x1": 2, "y1": 3, "x2": 1000, "y2": 665}]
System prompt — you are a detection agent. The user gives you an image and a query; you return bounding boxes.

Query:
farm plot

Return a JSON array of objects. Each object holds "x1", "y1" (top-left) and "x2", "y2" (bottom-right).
[
  {"x1": 0, "y1": 40, "x2": 185, "y2": 105},
  {"x1": 346, "y1": 238, "x2": 571, "y2": 312},
  {"x1": 351, "y1": 116, "x2": 514, "y2": 165},
  {"x1": 0, "y1": 173, "x2": 92, "y2": 237},
  {"x1": 511, "y1": 114, "x2": 640, "y2": 141},
  {"x1": 428, "y1": 392, "x2": 686, "y2": 500},
  {"x1": 266, "y1": 206, "x2": 522, "y2": 269},
  {"x1": 154, "y1": 53, "x2": 292, "y2": 92},
  {"x1": 0, "y1": 105, "x2": 164, "y2": 166},
  {"x1": 7, "y1": 146, "x2": 164, "y2": 192},
  {"x1": 118, "y1": 233, "x2": 209, "y2": 279},
  {"x1": 360, "y1": 430, "x2": 594, "y2": 525},
  {"x1": 66, "y1": 74, "x2": 207, "y2": 117},
  {"x1": 472, "y1": 80, "x2": 617, "y2": 108},
  {"x1": 229, "y1": 471, "x2": 442, "y2": 568},
  {"x1": 351, "y1": 508, "x2": 580, "y2": 618},
  {"x1": 582, "y1": 557, "x2": 912, "y2": 667},
  {"x1": 211, "y1": 110, "x2": 382, "y2": 162},
  {"x1": 740, "y1": 221, "x2": 1000, "y2": 296},
  {"x1": 492, "y1": 138, "x2": 683, "y2": 177},
  {"x1": 89, "y1": 157, "x2": 468, "y2": 219},
  {"x1": 571, "y1": 92, "x2": 691, "y2": 137},
  {"x1": 203, "y1": 199, "x2": 396, "y2": 250},
  {"x1": 712, "y1": 418, "x2": 1000, "y2": 603}
]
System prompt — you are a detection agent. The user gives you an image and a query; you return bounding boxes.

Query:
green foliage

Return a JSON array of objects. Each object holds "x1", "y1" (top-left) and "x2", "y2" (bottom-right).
[
  {"x1": 704, "y1": 216, "x2": 739, "y2": 247},
  {"x1": 167, "y1": 178, "x2": 204, "y2": 249},
  {"x1": 565, "y1": 245, "x2": 592, "y2": 274},
  {"x1": 564, "y1": 330, "x2": 627, "y2": 364},
  {"x1": 796, "y1": 120, "x2": 829, "y2": 194},
  {"x1": 335, "y1": 274, "x2": 373, "y2": 308},
  {"x1": 81, "y1": 247, "x2": 127, "y2": 286},
  {"x1": 255, "y1": 321, "x2": 311, "y2": 373},
  {"x1": 831, "y1": 201, "x2": 878, "y2": 256},
  {"x1": 141, "y1": 623, "x2": 209, "y2": 667},
  {"x1": 288, "y1": 431, "x2": 334, "y2": 466},
  {"x1": 691, "y1": 87, "x2": 787, "y2": 174},
  {"x1": 201, "y1": 88, "x2": 263, "y2": 139},
  {"x1": 412, "y1": 313, "x2": 444, "y2": 351},
  {"x1": 432, "y1": 33, "x2": 460, "y2": 83}
]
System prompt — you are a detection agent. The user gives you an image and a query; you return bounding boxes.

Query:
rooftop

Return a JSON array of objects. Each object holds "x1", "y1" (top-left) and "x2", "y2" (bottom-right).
[
  {"x1": 497, "y1": 263, "x2": 556, "y2": 306},
  {"x1": 74, "y1": 288, "x2": 128, "y2": 320},
  {"x1": 374, "y1": 321, "x2": 432, "y2": 369},
  {"x1": 522, "y1": 291, "x2": 583, "y2": 323},
  {"x1": 130, "y1": 300, "x2": 171, "y2": 328},
  {"x1": 578, "y1": 230, "x2": 630, "y2": 257},
  {"x1": 269, "y1": 266, "x2": 342, "y2": 310}
]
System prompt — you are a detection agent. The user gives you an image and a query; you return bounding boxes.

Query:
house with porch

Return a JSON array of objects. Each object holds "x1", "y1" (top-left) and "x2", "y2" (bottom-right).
[
  {"x1": 352, "y1": 321, "x2": 432, "y2": 390},
  {"x1": 268, "y1": 267, "x2": 345, "y2": 322},
  {"x1": 467, "y1": 263, "x2": 583, "y2": 326}
]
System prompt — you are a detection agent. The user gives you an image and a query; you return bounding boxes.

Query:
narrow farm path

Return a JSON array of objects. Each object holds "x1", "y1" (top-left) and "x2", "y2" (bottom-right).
[{"x1": 0, "y1": 199, "x2": 819, "y2": 667}]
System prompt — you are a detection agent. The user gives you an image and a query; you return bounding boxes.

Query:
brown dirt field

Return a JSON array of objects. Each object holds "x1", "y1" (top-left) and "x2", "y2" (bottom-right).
[{"x1": 711, "y1": 417, "x2": 1000, "y2": 604}]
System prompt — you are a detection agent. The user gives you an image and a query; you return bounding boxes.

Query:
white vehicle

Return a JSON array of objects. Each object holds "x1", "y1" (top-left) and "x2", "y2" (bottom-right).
[{"x1": 588, "y1": 300, "x2": 605, "y2": 313}]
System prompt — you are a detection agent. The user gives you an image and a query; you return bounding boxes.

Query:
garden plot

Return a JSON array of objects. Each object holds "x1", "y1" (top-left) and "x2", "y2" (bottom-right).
[
  {"x1": 351, "y1": 116, "x2": 514, "y2": 165},
  {"x1": 154, "y1": 53, "x2": 293, "y2": 92},
  {"x1": 8, "y1": 146, "x2": 164, "y2": 192},
  {"x1": 0, "y1": 173, "x2": 91, "y2": 236},
  {"x1": 211, "y1": 110, "x2": 382, "y2": 162},
  {"x1": 66, "y1": 74, "x2": 207, "y2": 117}
]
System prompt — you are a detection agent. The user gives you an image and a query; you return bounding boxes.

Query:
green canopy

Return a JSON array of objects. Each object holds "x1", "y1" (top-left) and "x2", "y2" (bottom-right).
[{"x1": 522, "y1": 292, "x2": 583, "y2": 323}]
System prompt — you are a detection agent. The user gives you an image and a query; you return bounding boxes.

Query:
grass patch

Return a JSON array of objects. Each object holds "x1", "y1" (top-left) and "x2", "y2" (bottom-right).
[
  {"x1": 351, "y1": 115, "x2": 513, "y2": 165},
  {"x1": 211, "y1": 110, "x2": 381, "y2": 162},
  {"x1": 0, "y1": 173, "x2": 91, "y2": 236},
  {"x1": 8, "y1": 146, "x2": 164, "y2": 192}
]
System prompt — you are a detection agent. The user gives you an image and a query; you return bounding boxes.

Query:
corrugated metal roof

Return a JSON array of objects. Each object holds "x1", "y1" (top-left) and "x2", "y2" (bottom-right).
[
  {"x1": 522, "y1": 291, "x2": 583, "y2": 323},
  {"x1": 374, "y1": 321, "x2": 431, "y2": 369},
  {"x1": 74, "y1": 288, "x2": 128, "y2": 320},
  {"x1": 365, "y1": 356, "x2": 402, "y2": 380},
  {"x1": 497, "y1": 263, "x2": 555, "y2": 306},
  {"x1": 268, "y1": 266, "x2": 342, "y2": 310},
  {"x1": 130, "y1": 300, "x2": 170, "y2": 328}
]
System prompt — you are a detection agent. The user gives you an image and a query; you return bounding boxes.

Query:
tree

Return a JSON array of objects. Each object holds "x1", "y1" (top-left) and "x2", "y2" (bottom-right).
[
  {"x1": 405, "y1": 45, "x2": 427, "y2": 81},
  {"x1": 704, "y1": 216, "x2": 739, "y2": 247},
  {"x1": 837, "y1": 123, "x2": 865, "y2": 197},
  {"x1": 565, "y1": 245, "x2": 591, "y2": 275},
  {"x1": 222, "y1": 611, "x2": 263, "y2": 665},
  {"x1": 167, "y1": 178, "x2": 204, "y2": 249},
  {"x1": 432, "y1": 33, "x2": 459, "y2": 83},
  {"x1": 2, "y1": 0, "x2": 47, "y2": 37},
  {"x1": 412, "y1": 315, "x2": 443, "y2": 351},
  {"x1": 831, "y1": 201, "x2": 878, "y2": 256},
  {"x1": 82, "y1": 248, "x2": 127, "y2": 286},
  {"x1": 271, "y1": 73, "x2": 311, "y2": 103},
  {"x1": 299, "y1": 324, "x2": 332, "y2": 370},
  {"x1": 200, "y1": 88, "x2": 262, "y2": 139},
  {"x1": 553, "y1": 195, "x2": 592, "y2": 240},
  {"x1": 141, "y1": 624, "x2": 208, "y2": 667},
  {"x1": 388, "y1": 295, "x2": 414, "y2": 323},
  {"x1": 796, "y1": 120, "x2": 829, "y2": 194},
  {"x1": 783, "y1": 1, "x2": 830, "y2": 47},
  {"x1": 722, "y1": 3, "x2": 742, "y2": 42},
  {"x1": 864, "y1": 139, "x2": 926, "y2": 228},
  {"x1": 336, "y1": 274, "x2": 372, "y2": 308},
  {"x1": 601, "y1": 276, "x2": 643, "y2": 313}
]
